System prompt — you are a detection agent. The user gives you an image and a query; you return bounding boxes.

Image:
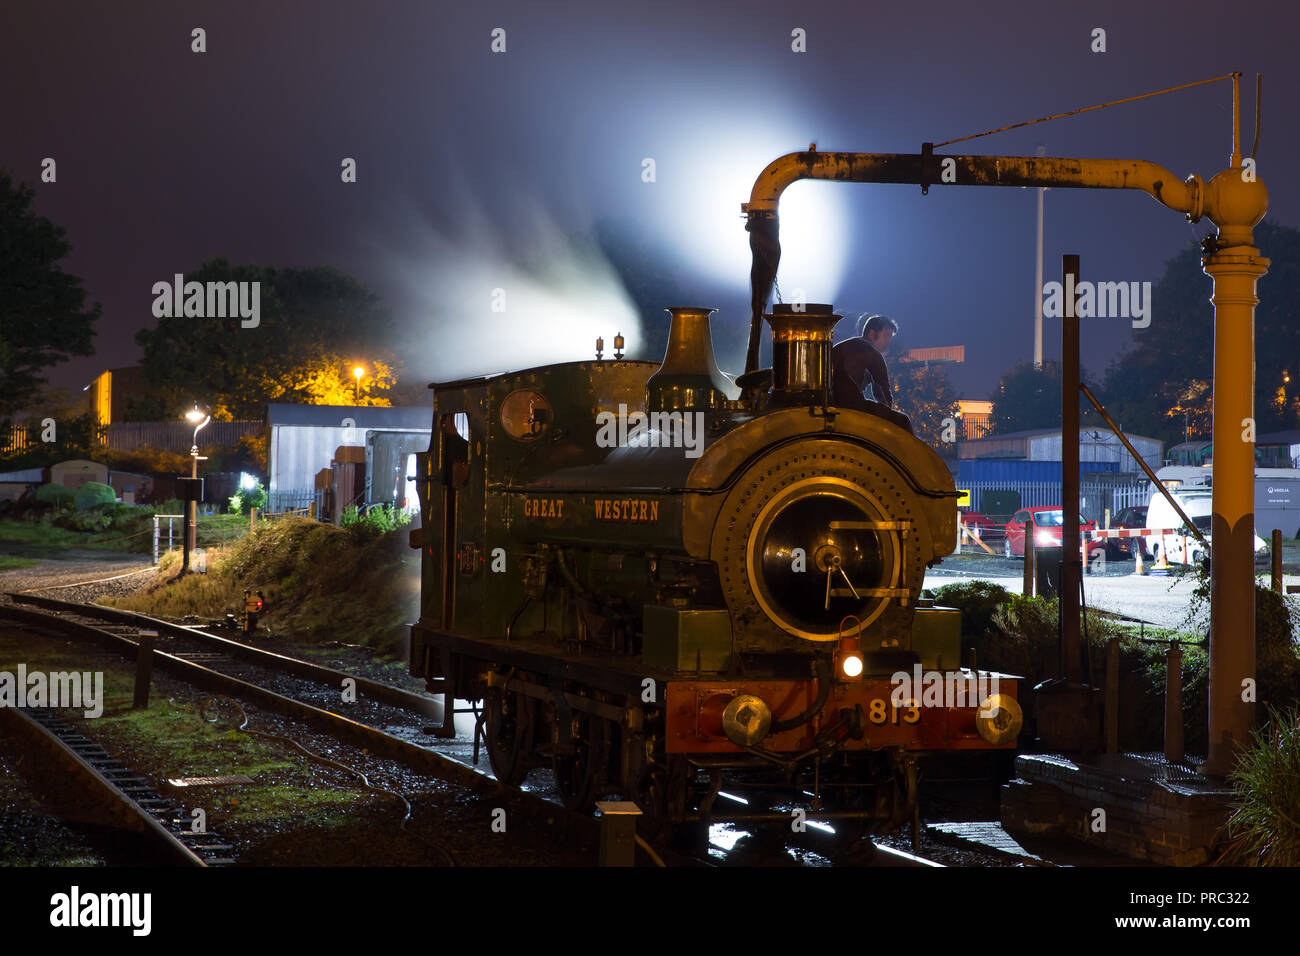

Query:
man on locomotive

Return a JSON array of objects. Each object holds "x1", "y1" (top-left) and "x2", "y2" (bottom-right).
[{"x1": 831, "y1": 314, "x2": 913, "y2": 432}]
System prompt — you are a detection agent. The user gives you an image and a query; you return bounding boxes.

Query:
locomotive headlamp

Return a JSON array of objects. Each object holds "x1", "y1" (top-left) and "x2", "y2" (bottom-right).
[
  {"x1": 975, "y1": 694, "x2": 1023, "y2": 746},
  {"x1": 840, "y1": 652, "x2": 864, "y2": 679},
  {"x1": 837, "y1": 633, "x2": 864, "y2": 679}
]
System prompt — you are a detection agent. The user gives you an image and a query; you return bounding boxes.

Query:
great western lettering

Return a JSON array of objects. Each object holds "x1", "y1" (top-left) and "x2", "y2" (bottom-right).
[
  {"x1": 593, "y1": 498, "x2": 660, "y2": 522},
  {"x1": 522, "y1": 497, "x2": 564, "y2": 519}
]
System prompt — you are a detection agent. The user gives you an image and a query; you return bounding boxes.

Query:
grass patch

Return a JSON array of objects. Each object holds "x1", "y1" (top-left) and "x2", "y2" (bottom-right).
[
  {"x1": 0, "y1": 555, "x2": 37, "y2": 570},
  {"x1": 104, "y1": 516, "x2": 418, "y2": 653},
  {"x1": 0, "y1": 628, "x2": 364, "y2": 841},
  {"x1": 1221, "y1": 706, "x2": 1300, "y2": 866},
  {"x1": 0, "y1": 513, "x2": 250, "y2": 554}
]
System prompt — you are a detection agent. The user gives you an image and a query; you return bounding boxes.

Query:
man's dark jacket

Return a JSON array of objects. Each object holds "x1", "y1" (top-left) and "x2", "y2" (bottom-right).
[{"x1": 831, "y1": 337, "x2": 893, "y2": 409}]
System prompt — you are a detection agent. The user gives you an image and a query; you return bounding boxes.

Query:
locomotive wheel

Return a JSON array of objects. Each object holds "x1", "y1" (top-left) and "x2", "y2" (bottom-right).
[
  {"x1": 484, "y1": 687, "x2": 535, "y2": 786},
  {"x1": 552, "y1": 713, "x2": 610, "y2": 813}
]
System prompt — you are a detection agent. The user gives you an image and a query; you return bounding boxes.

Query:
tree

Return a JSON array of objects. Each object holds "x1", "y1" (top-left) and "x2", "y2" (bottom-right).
[
  {"x1": 1099, "y1": 221, "x2": 1300, "y2": 446},
  {"x1": 0, "y1": 170, "x2": 99, "y2": 423},
  {"x1": 892, "y1": 363, "x2": 959, "y2": 448},
  {"x1": 988, "y1": 359, "x2": 1106, "y2": 435},
  {"x1": 132, "y1": 260, "x2": 400, "y2": 420}
]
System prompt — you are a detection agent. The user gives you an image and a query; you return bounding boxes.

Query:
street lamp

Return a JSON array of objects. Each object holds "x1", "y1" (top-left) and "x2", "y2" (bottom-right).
[
  {"x1": 353, "y1": 366, "x2": 364, "y2": 403},
  {"x1": 182, "y1": 404, "x2": 210, "y2": 574}
]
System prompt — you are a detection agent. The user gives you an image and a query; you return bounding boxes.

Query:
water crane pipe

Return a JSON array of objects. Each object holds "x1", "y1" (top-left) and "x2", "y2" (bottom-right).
[{"x1": 741, "y1": 149, "x2": 1206, "y2": 375}]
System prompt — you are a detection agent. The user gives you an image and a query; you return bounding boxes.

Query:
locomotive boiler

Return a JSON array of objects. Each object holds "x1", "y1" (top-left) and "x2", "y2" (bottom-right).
[{"x1": 408, "y1": 299, "x2": 1022, "y2": 841}]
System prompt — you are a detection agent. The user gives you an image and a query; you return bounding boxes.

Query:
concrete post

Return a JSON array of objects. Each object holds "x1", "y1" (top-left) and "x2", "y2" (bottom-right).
[
  {"x1": 596, "y1": 801, "x2": 643, "y2": 866},
  {"x1": 1105, "y1": 637, "x2": 1119, "y2": 753},
  {"x1": 1165, "y1": 642, "x2": 1184, "y2": 764}
]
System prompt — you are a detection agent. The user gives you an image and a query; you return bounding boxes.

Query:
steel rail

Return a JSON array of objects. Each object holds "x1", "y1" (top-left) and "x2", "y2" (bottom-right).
[
  {"x1": 7, "y1": 592, "x2": 441, "y2": 717},
  {"x1": 0, "y1": 602, "x2": 618, "y2": 856},
  {"x1": 0, "y1": 705, "x2": 216, "y2": 866}
]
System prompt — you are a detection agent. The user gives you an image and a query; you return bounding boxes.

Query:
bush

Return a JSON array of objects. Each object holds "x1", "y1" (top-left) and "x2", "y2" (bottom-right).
[
  {"x1": 151, "y1": 498, "x2": 185, "y2": 516},
  {"x1": 35, "y1": 483, "x2": 74, "y2": 509},
  {"x1": 930, "y1": 580, "x2": 1012, "y2": 643},
  {"x1": 54, "y1": 502, "x2": 152, "y2": 534},
  {"x1": 228, "y1": 481, "x2": 267, "y2": 515},
  {"x1": 1222, "y1": 705, "x2": 1300, "y2": 866},
  {"x1": 983, "y1": 593, "x2": 1063, "y2": 678},
  {"x1": 73, "y1": 481, "x2": 116, "y2": 510},
  {"x1": 340, "y1": 503, "x2": 411, "y2": 542}
]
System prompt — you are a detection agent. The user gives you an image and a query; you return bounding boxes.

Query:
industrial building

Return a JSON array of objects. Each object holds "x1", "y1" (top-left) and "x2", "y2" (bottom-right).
[{"x1": 265, "y1": 404, "x2": 430, "y2": 515}]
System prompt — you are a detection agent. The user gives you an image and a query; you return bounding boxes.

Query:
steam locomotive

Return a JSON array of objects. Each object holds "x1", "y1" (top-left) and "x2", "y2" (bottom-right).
[{"x1": 408, "y1": 302, "x2": 1021, "y2": 841}]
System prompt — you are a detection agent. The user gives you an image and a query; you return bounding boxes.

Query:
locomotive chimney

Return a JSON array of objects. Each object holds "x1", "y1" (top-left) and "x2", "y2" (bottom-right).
[
  {"x1": 765, "y1": 303, "x2": 841, "y2": 406},
  {"x1": 646, "y1": 307, "x2": 738, "y2": 411}
]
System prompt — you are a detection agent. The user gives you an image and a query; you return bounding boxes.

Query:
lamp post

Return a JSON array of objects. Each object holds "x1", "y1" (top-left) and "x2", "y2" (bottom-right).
[
  {"x1": 353, "y1": 366, "x2": 364, "y2": 404},
  {"x1": 182, "y1": 405, "x2": 210, "y2": 574}
]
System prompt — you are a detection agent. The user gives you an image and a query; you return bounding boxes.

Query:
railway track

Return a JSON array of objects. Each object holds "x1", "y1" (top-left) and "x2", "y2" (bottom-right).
[
  {"x1": 1, "y1": 593, "x2": 948, "y2": 867},
  {"x1": 0, "y1": 594, "x2": 685, "y2": 864},
  {"x1": 0, "y1": 704, "x2": 234, "y2": 866}
]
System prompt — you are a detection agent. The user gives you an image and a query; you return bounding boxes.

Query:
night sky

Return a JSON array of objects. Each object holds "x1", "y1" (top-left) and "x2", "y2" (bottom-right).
[{"x1": 4, "y1": 0, "x2": 1298, "y2": 401}]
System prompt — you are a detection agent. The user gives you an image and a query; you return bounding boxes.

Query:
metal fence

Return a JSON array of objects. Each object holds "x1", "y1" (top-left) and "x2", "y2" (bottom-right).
[
  {"x1": 3, "y1": 420, "x2": 262, "y2": 456},
  {"x1": 967, "y1": 476, "x2": 1151, "y2": 522},
  {"x1": 267, "y1": 488, "x2": 315, "y2": 513},
  {"x1": 104, "y1": 421, "x2": 262, "y2": 452}
]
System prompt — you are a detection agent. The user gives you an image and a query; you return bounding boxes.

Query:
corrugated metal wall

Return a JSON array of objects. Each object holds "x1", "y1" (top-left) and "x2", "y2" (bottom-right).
[
  {"x1": 269, "y1": 423, "x2": 430, "y2": 512},
  {"x1": 366, "y1": 431, "x2": 429, "y2": 508}
]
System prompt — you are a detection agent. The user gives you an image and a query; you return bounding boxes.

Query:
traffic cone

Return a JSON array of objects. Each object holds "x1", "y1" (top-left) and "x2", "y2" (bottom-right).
[
  {"x1": 1134, "y1": 543, "x2": 1148, "y2": 576},
  {"x1": 1152, "y1": 541, "x2": 1170, "y2": 572}
]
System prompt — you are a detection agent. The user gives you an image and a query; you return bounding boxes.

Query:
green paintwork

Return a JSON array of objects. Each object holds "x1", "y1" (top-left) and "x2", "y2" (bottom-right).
[
  {"x1": 642, "y1": 605, "x2": 734, "y2": 673},
  {"x1": 909, "y1": 605, "x2": 962, "y2": 672}
]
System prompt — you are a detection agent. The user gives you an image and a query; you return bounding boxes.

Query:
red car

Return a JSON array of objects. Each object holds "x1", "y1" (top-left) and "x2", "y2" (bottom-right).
[{"x1": 1002, "y1": 506, "x2": 1106, "y2": 560}]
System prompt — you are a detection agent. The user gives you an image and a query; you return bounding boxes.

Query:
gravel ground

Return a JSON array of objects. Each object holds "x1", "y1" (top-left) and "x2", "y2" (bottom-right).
[
  {"x1": 0, "y1": 733, "x2": 111, "y2": 866},
  {"x1": 0, "y1": 550, "x2": 158, "y2": 606}
]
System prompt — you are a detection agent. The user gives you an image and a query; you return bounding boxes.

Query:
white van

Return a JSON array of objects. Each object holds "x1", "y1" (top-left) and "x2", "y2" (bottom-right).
[
  {"x1": 1150, "y1": 464, "x2": 1300, "y2": 546},
  {"x1": 1145, "y1": 487, "x2": 1268, "y2": 565}
]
